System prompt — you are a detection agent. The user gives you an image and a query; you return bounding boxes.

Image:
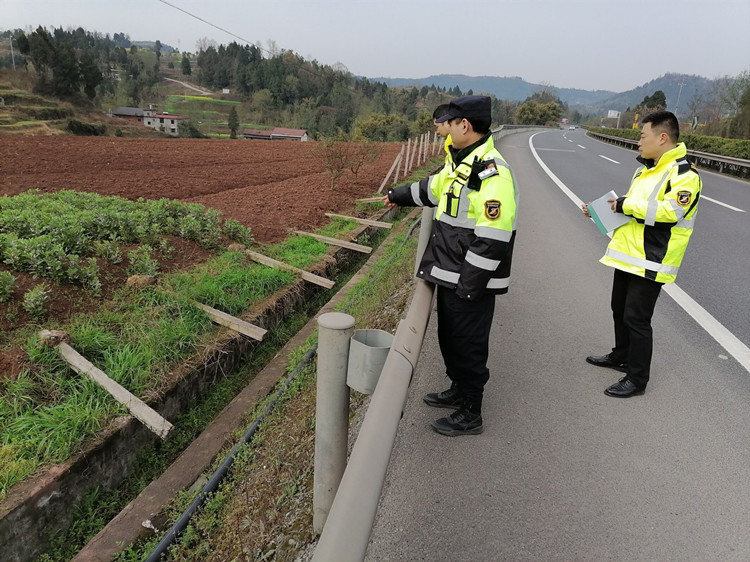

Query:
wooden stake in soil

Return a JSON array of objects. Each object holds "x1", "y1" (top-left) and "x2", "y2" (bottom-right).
[
  {"x1": 293, "y1": 231, "x2": 372, "y2": 254},
  {"x1": 245, "y1": 250, "x2": 335, "y2": 289},
  {"x1": 355, "y1": 196, "x2": 386, "y2": 203},
  {"x1": 192, "y1": 302, "x2": 267, "y2": 340},
  {"x1": 56, "y1": 341, "x2": 173, "y2": 439},
  {"x1": 324, "y1": 213, "x2": 393, "y2": 229},
  {"x1": 377, "y1": 151, "x2": 403, "y2": 194}
]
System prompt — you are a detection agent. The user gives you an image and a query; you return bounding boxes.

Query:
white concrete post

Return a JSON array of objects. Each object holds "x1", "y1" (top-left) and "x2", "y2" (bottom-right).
[
  {"x1": 404, "y1": 138, "x2": 412, "y2": 177},
  {"x1": 313, "y1": 312, "x2": 356, "y2": 534}
]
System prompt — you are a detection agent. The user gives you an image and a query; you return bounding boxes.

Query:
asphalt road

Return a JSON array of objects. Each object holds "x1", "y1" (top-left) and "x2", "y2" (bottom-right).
[
  {"x1": 365, "y1": 130, "x2": 750, "y2": 561},
  {"x1": 532, "y1": 128, "x2": 750, "y2": 350}
]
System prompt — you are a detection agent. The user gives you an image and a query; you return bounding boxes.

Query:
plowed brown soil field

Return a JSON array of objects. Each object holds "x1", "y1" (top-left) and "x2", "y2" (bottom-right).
[
  {"x1": 0, "y1": 137, "x2": 402, "y2": 242},
  {"x1": 0, "y1": 137, "x2": 405, "y2": 377}
]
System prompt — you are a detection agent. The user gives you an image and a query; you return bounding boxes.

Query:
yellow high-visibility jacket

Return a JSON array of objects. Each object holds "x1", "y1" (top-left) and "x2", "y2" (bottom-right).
[
  {"x1": 601, "y1": 143, "x2": 701, "y2": 283},
  {"x1": 389, "y1": 133, "x2": 518, "y2": 299}
]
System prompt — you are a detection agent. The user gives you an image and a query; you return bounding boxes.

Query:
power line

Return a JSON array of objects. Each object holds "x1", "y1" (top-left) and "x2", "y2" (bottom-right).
[
  {"x1": 155, "y1": 0, "x2": 354, "y2": 82},
  {"x1": 156, "y1": 0, "x2": 260, "y2": 50}
]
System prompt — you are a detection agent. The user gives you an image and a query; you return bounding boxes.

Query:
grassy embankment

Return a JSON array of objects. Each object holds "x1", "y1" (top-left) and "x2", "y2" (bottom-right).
[{"x1": 34, "y1": 158, "x2": 441, "y2": 562}]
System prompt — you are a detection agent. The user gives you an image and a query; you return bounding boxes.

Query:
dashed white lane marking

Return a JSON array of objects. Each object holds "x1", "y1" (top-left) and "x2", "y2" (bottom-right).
[
  {"x1": 702, "y1": 195, "x2": 745, "y2": 212},
  {"x1": 529, "y1": 131, "x2": 750, "y2": 374},
  {"x1": 598, "y1": 155, "x2": 620, "y2": 164}
]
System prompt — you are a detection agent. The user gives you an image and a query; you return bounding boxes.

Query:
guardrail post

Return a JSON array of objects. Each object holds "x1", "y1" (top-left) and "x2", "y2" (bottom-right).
[
  {"x1": 414, "y1": 207, "x2": 434, "y2": 277},
  {"x1": 314, "y1": 312, "x2": 356, "y2": 534}
]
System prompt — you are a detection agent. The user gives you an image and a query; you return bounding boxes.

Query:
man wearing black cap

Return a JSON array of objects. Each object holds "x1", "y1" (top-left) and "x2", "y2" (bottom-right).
[{"x1": 384, "y1": 95, "x2": 518, "y2": 436}]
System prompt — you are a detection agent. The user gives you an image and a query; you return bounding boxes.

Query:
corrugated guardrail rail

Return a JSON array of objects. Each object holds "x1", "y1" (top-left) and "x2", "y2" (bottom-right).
[{"x1": 588, "y1": 131, "x2": 750, "y2": 178}]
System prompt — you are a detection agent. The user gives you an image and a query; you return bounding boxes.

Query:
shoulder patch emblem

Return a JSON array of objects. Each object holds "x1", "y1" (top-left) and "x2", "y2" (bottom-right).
[
  {"x1": 677, "y1": 191, "x2": 692, "y2": 207},
  {"x1": 484, "y1": 199, "x2": 501, "y2": 220}
]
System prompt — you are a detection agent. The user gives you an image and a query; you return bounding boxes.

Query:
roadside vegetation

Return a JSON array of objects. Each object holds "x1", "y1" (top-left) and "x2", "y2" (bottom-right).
[
  {"x1": 25, "y1": 155, "x2": 440, "y2": 562},
  {"x1": 590, "y1": 126, "x2": 750, "y2": 159},
  {"x1": 0, "y1": 191, "x2": 366, "y2": 500},
  {"x1": 113, "y1": 213, "x2": 420, "y2": 562}
]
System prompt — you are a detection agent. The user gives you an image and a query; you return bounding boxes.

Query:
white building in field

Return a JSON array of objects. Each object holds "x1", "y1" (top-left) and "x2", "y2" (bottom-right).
[{"x1": 143, "y1": 113, "x2": 186, "y2": 136}]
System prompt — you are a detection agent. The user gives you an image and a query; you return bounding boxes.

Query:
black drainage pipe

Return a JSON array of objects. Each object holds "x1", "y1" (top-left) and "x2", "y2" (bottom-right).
[
  {"x1": 145, "y1": 213, "x2": 421, "y2": 561},
  {"x1": 145, "y1": 345, "x2": 317, "y2": 561}
]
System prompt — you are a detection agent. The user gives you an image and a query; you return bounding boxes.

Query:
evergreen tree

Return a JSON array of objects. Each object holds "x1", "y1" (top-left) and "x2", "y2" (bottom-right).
[
  {"x1": 51, "y1": 42, "x2": 79, "y2": 96},
  {"x1": 228, "y1": 106, "x2": 239, "y2": 138},
  {"x1": 181, "y1": 53, "x2": 191, "y2": 75},
  {"x1": 79, "y1": 49, "x2": 102, "y2": 99}
]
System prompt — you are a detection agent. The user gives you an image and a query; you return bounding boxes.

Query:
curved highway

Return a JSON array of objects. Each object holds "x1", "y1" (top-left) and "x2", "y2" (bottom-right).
[
  {"x1": 531, "y1": 128, "x2": 750, "y2": 353},
  {"x1": 366, "y1": 129, "x2": 750, "y2": 561}
]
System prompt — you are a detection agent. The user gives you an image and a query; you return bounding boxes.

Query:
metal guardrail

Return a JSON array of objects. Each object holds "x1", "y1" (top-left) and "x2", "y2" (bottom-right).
[
  {"x1": 312, "y1": 210, "x2": 435, "y2": 561},
  {"x1": 588, "y1": 131, "x2": 750, "y2": 178}
]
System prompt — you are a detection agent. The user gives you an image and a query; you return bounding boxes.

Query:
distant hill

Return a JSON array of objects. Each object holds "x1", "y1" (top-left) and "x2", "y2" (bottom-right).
[
  {"x1": 592, "y1": 73, "x2": 716, "y2": 116},
  {"x1": 370, "y1": 73, "x2": 716, "y2": 117},
  {"x1": 370, "y1": 74, "x2": 616, "y2": 106}
]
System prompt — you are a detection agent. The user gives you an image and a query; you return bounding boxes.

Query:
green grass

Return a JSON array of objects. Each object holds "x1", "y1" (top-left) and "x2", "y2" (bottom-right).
[
  {"x1": 22, "y1": 162, "x2": 425, "y2": 562},
  {"x1": 259, "y1": 217, "x2": 364, "y2": 269},
  {"x1": 1, "y1": 250, "x2": 292, "y2": 499},
  {"x1": 38, "y1": 282, "x2": 332, "y2": 562},
  {"x1": 110, "y1": 209, "x2": 419, "y2": 561},
  {"x1": 0, "y1": 195, "x2": 381, "y2": 501}
]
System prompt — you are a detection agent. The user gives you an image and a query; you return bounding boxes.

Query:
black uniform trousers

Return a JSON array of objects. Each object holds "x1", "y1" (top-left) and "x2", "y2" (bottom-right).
[
  {"x1": 436, "y1": 285, "x2": 495, "y2": 410},
  {"x1": 609, "y1": 268, "x2": 663, "y2": 389}
]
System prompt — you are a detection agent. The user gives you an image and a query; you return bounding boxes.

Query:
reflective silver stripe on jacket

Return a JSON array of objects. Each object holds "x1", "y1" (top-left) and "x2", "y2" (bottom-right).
[
  {"x1": 409, "y1": 176, "x2": 438, "y2": 207},
  {"x1": 430, "y1": 266, "x2": 460, "y2": 284},
  {"x1": 430, "y1": 266, "x2": 510, "y2": 289},
  {"x1": 465, "y1": 250, "x2": 500, "y2": 271},
  {"x1": 605, "y1": 248, "x2": 680, "y2": 275},
  {"x1": 644, "y1": 170, "x2": 671, "y2": 226},
  {"x1": 486, "y1": 277, "x2": 510, "y2": 289},
  {"x1": 668, "y1": 198, "x2": 686, "y2": 220},
  {"x1": 438, "y1": 212, "x2": 476, "y2": 229},
  {"x1": 491, "y1": 157, "x2": 520, "y2": 232},
  {"x1": 475, "y1": 225, "x2": 513, "y2": 242}
]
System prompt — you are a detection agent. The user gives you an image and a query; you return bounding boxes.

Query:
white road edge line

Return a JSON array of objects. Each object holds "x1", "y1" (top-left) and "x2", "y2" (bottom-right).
[
  {"x1": 528, "y1": 132, "x2": 750, "y2": 374},
  {"x1": 598, "y1": 155, "x2": 620, "y2": 164},
  {"x1": 702, "y1": 195, "x2": 745, "y2": 212}
]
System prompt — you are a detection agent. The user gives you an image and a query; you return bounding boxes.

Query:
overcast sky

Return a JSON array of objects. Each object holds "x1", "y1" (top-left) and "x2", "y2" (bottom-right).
[{"x1": 3, "y1": 0, "x2": 749, "y2": 92}]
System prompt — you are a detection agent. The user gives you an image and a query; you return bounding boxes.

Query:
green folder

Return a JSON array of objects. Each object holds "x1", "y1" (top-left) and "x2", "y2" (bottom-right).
[{"x1": 586, "y1": 190, "x2": 632, "y2": 234}]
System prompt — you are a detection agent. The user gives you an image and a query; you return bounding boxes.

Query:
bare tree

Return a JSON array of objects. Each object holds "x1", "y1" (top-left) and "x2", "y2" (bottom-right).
[
  {"x1": 317, "y1": 139, "x2": 350, "y2": 190},
  {"x1": 195, "y1": 37, "x2": 217, "y2": 53},
  {"x1": 721, "y1": 70, "x2": 750, "y2": 116},
  {"x1": 348, "y1": 143, "x2": 380, "y2": 182}
]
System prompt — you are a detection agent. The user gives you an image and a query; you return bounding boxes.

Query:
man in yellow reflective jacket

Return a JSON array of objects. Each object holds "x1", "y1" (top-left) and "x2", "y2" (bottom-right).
[
  {"x1": 385, "y1": 95, "x2": 518, "y2": 435},
  {"x1": 582, "y1": 110, "x2": 701, "y2": 397}
]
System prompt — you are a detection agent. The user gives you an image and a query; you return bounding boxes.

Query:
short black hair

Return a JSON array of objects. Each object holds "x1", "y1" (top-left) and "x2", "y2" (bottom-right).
[
  {"x1": 642, "y1": 110, "x2": 679, "y2": 143},
  {"x1": 432, "y1": 104, "x2": 451, "y2": 120}
]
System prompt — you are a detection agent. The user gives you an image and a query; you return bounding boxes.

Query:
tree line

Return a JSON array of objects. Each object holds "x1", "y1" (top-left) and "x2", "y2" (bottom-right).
[
  {"x1": 10, "y1": 27, "x2": 747, "y2": 140},
  {"x1": 2, "y1": 27, "x2": 576, "y2": 139}
]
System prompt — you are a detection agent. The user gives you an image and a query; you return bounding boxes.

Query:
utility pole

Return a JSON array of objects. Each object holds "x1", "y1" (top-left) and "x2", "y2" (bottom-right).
[
  {"x1": 675, "y1": 80, "x2": 686, "y2": 116},
  {"x1": 10, "y1": 35, "x2": 16, "y2": 71}
]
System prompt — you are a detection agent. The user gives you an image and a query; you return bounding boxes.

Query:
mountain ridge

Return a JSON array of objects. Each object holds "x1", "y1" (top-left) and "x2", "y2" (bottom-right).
[{"x1": 369, "y1": 72, "x2": 717, "y2": 116}]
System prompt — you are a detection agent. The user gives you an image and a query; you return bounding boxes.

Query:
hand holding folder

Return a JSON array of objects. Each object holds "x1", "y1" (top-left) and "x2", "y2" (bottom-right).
[{"x1": 586, "y1": 191, "x2": 632, "y2": 234}]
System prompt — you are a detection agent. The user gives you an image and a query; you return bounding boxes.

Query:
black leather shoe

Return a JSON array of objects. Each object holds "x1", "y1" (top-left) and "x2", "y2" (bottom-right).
[
  {"x1": 586, "y1": 353, "x2": 627, "y2": 373},
  {"x1": 431, "y1": 407, "x2": 484, "y2": 436},
  {"x1": 423, "y1": 385, "x2": 464, "y2": 409},
  {"x1": 604, "y1": 378, "x2": 645, "y2": 398}
]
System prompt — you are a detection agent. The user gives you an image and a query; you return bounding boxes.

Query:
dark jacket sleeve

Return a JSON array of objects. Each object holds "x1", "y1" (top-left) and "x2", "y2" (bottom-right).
[{"x1": 388, "y1": 175, "x2": 439, "y2": 208}]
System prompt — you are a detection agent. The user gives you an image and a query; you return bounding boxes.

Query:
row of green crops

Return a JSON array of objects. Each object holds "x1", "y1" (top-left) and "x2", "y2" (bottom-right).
[
  {"x1": 0, "y1": 197, "x2": 362, "y2": 499},
  {"x1": 0, "y1": 190, "x2": 253, "y2": 290}
]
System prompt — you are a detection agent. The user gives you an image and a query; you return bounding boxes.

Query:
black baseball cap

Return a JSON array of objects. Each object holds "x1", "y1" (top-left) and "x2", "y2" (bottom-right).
[{"x1": 434, "y1": 95, "x2": 492, "y2": 124}]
